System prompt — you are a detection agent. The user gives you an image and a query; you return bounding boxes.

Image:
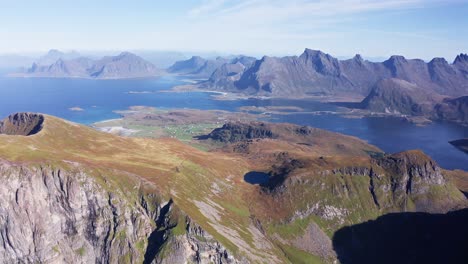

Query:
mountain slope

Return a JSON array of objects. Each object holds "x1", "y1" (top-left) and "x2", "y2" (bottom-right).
[
  {"x1": 0, "y1": 113, "x2": 285, "y2": 263},
  {"x1": 0, "y1": 113, "x2": 466, "y2": 263},
  {"x1": 201, "y1": 121, "x2": 467, "y2": 262},
  {"x1": 433, "y1": 96, "x2": 468, "y2": 124},
  {"x1": 359, "y1": 78, "x2": 442, "y2": 115}
]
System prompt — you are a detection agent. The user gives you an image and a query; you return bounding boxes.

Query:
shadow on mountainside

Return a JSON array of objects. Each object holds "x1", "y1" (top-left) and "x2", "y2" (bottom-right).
[{"x1": 332, "y1": 208, "x2": 468, "y2": 264}]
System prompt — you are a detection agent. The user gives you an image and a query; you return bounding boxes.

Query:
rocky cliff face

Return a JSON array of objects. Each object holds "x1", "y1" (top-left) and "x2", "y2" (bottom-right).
[
  {"x1": 206, "y1": 122, "x2": 277, "y2": 143},
  {"x1": 0, "y1": 163, "x2": 153, "y2": 263},
  {"x1": 0, "y1": 162, "x2": 241, "y2": 264},
  {"x1": 155, "y1": 217, "x2": 245, "y2": 264}
]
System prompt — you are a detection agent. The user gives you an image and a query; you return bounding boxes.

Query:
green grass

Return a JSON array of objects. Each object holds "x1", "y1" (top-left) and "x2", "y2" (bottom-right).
[
  {"x1": 75, "y1": 247, "x2": 86, "y2": 256},
  {"x1": 267, "y1": 217, "x2": 311, "y2": 239},
  {"x1": 171, "y1": 214, "x2": 187, "y2": 236},
  {"x1": 220, "y1": 201, "x2": 250, "y2": 218},
  {"x1": 52, "y1": 245, "x2": 60, "y2": 253},
  {"x1": 135, "y1": 239, "x2": 147, "y2": 255},
  {"x1": 162, "y1": 123, "x2": 219, "y2": 141},
  {"x1": 280, "y1": 244, "x2": 323, "y2": 264}
]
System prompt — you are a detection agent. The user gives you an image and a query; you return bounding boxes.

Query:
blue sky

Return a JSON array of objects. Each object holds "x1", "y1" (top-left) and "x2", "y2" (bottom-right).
[{"x1": 1, "y1": 0, "x2": 467, "y2": 60}]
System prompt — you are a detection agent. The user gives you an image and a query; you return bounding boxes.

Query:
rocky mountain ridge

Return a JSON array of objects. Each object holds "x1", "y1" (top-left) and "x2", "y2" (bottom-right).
[{"x1": 201, "y1": 49, "x2": 468, "y2": 98}]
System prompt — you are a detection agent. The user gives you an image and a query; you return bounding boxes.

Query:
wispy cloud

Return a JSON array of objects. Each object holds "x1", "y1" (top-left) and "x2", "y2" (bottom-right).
[
  {"x1": 188, "y1": 0, "x2": 228, "y2": 17},
  {"x1": 188, "y1": 0, "x2": 431, "y2": 19},
  {"x1": 179, "y1": 0, "x2": 465, "y2": 57}
]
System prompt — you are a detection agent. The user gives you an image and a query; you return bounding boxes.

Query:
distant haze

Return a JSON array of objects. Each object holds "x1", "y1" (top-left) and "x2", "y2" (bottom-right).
[{"x1": 0, "y1": 1, "x2": 467, "y2": 61}]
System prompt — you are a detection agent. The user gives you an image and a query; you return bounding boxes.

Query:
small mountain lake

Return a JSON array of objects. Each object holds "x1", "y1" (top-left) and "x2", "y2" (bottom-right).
[
  {"x1": 0, "y1": 75, "x2": 466, "y2": 170},
  {"x1": 244, "y1": 172, "x2": 270, "y2": 185}
]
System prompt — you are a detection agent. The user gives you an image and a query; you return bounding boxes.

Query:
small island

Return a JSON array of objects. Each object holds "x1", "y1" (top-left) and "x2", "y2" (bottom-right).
[{"x1": 450, "y1": 139, "x2": 468, "y2": 154}]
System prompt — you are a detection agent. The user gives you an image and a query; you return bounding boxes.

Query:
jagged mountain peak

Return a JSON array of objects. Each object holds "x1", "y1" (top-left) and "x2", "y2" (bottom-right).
[
  {"x1": 429, "y1": 57, "x2": 449, "y2": 65},
  {"x1": 189, "y1": 55, "x2": 205, "y2": 61},
  {"x1": 46, "y1": 49, "x2": 62, "y2": 55},
  {"x1": 300, "y1": 49, "x2": 336, "y2": 63},
  {"x1": 454, "y1": 53, "x2": 468, "y2": 64},
  {"x1": 353, "y1": 54, "x2": 364, "y2": 61},
  {"x1": 117, "y1": 51, "x2": 137, "y2": 57},
  {"x1": 302, "y1": 48, "x2": 326, "y2": 56},
  {"x1": 386, "y1": 55, "x2": 407, "y2": 63}
]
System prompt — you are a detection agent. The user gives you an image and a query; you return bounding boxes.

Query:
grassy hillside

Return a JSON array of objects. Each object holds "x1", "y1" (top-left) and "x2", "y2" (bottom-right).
[{"x1": 0, "y1": 113, "x2": 466, "y2": 263}]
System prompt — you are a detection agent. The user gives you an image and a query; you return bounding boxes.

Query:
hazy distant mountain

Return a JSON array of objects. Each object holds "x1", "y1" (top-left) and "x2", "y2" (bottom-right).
[
  {"x1": 168, "y1": 56, "x2": 209, "y2": 75},
  {"x1": 16, "y1": 52, "x2": 160, "y2": 79},
  {"x1": 203, "y1": 49, "x2": 468, "y2": 98},
  {"x1": 205, "y1": 56, "x2": 257, "y2": 90},
  {"x1": 168, "y1": 56, "x2": 227, "y2": 78},
  {"x1": 86, "y1": 52, "x2": 160, "y2": 79},
  {"x1": 168, "y1": 55, "x2": 256, "y2": 78},
  {"x1": 35, "y1": 49, "x2": 81, "y2": 66}
]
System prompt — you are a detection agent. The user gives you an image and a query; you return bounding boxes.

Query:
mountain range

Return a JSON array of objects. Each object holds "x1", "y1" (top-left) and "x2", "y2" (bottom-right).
[
  {"x1": 168, "y1": 55, "x2": 256, "y2": 78},
  {"x1": 177, "y1": 49, "x2": 467, "y2": 124},
  {"x1": 0, "y1": 112, "x2": 466, "y2": 263},
  {"x1": 14, "y1": 51, "x2": 161, "y2": 79},
  {"x1": 200, "y1": 49, "x2": 468, "y2": 98}
]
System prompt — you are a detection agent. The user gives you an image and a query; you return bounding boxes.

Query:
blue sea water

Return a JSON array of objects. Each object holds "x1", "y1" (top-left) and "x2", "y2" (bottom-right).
[{"x1": 0, "y1": 75, "x2": 466, "y2": 170}]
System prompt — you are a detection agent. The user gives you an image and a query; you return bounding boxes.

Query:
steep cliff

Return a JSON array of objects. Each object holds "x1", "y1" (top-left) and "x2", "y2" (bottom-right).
[{"x1": 0, "y1": 162, "x2": 242, "y2": 264}]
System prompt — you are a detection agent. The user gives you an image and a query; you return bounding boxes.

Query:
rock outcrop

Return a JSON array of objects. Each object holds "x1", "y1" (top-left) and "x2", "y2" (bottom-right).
[
  {"x1": 449, "y1": 138, "x2": 468, "y2": 154},
  {"x1": 0, "y1": 112, "x2": 44, "y2": 136}
]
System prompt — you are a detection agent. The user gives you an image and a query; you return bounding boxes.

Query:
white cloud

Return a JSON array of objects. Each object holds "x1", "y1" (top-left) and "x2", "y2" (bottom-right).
[{"x1": 188, "y1": 0, "x2": 426, "y2": 20}]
